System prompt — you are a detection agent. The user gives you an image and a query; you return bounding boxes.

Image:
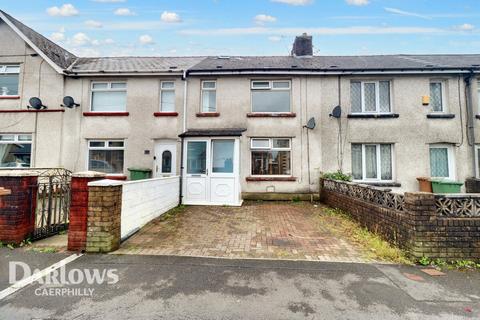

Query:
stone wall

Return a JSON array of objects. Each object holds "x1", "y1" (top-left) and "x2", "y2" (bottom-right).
[
  {"x1": 85, "y1": 181, "x2": 122, "y2": 253},
  {"x1": 320, "y1": 179, "x2": 480, "y2": 261},
  {"x1": 0, "y1": 174, "x2": 38, "y2": 244}
]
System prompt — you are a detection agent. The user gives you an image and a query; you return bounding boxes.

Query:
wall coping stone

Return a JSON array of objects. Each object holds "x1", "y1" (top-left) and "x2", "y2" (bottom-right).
[
  {"x1": 88, "y1": 179, "x2": 125, "y2": 187},
  {"x1": 0, "y1": 170, "x2": 39, "y2": 177},
  {"x1": 72, "y1": 171, "x2": 107, "y2": 178}
]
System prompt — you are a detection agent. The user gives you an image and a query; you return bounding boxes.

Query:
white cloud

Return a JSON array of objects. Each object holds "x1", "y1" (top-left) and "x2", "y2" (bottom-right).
[
  {"x1": 114, "y1": 8, "x2": 135, "y2": 16},
  {"x1": 384, "y1": 7, "x2": 431, "y2": 20},
  {"x1": 85, "y1": 20, "x2": 103, "y2": 28},
  {"x1": 271, "y1": 0, "x2": 313, "y2": 6},
  {"x1": 71, "y1": 47, "x2": 101, "y2": 57},
  {"x1": 139, "y1": 34, "x2": 154, "y2": 45},
  {"x1": 254, "y1": 14, "x2": 277, "y2": 25},
  {"x1": 104, "y1": 38, "x2": 115, "y2": 44},
  {"x1": 71, "y1": 33, "x2": 91, "y2": 46},
  {"x1": 50, "y1": 32, "x2": 66, "y2": 42},
  {"x1": 179, "y1": 26, "x2": 445, "y2": 36},
  {"x1": 455, "y1": 23, "x2": 475, "y2": 31},
  {"x1": 46, "y1": 4, "x2": 79, "y2": 17},
  {"x1": 268, "y1": 36, "x2": 282, "y2": 42},
  {"x1": 346, "y1": 0, "x2": 369, "y2": 6},
  {"x1": 161, "y1": 11, "x2": 182, "y2": 23}
]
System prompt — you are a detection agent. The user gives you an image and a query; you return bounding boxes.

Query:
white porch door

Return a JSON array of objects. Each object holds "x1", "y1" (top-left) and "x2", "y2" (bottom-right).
[{"x1": 183, "y1": 138, "x2": 240, "y2": 206}]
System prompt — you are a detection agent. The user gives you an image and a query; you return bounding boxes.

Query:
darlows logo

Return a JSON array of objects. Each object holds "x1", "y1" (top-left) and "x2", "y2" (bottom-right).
[{"x1": 9, "y1": 261, "x2": 119, "y2": 296}]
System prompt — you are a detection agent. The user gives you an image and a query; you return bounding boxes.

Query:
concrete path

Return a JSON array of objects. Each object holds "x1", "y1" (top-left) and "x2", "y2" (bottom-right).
[
  {"x1": 0, "y1": 249, "x2": 479, "y2": 319},
  {"x1": 116, "y1": 202, "x2": 374, "y2": 263}
]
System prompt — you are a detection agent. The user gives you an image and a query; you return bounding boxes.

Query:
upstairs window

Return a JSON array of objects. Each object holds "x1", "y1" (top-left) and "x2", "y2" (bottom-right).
[
  {"x1": 201, "y1": 81, "x2": 217, "y2": 112},
  {"x1": 477, "y1": 80, "x2": 480, "y2": 114},
  {"x1": 88, "y1": 140, "x2": 125, "y2": 174},
  {"x1": 251, "y1": 138, "x2": 291, "y2": 176},
  {"x1": 351, "y1": 143, "x2": 393, "y2": 181},
  {"x1": 160, "y1": 81, "x2": 175, "y2": 112},
  {"x1": 351, "y1": 81, "x2": 391, "y2": 114},
  {"x1": 91, "y1": 82, "x2": 127, "y2": 112},
  {"x1": 430, "y1": 81, "x2": 445, "y2": 112},
  {"x1": 251, "y1": 80, "x2": 291, "y2": 113},
  {"x1": 0, "y1": 65, "x2": 20, "y2": 97},
  {"x1": 0, "y1": 134, "x2": 32, "y2": 168}
]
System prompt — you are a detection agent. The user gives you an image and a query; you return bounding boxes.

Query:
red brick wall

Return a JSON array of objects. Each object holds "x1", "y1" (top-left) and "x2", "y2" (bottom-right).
[
  {"x1": 68, "y1": 175, "x2": 105, "y2": 251},
  {"x1": 0, "y1": 176, "x2": 38, "y2": 244}
]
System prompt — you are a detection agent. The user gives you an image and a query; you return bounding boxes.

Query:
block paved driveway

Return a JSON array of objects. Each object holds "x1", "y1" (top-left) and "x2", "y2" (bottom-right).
[{"x1": 115, "y1": 202, "x2": 376, "y2": 263}]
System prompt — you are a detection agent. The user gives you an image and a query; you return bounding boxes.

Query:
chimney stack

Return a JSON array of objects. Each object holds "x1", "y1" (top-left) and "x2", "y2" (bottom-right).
[{"x1": 291, "y1": 33, "x2": 313, "y2": 57}]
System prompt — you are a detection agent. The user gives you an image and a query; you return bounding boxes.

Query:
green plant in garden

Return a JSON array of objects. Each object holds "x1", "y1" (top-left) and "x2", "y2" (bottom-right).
[{"x1": 321, "y1": 171, "x2": 352, "y2": 182}]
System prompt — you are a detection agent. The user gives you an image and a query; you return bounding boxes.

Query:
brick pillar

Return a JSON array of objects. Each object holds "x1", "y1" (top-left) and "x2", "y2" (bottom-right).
[
  {"x1": 404, "y1": 192, "x2": 436, "y2": 259},
  {"x1": 68, "y1": 171, "x2": 106, "y2": 251},
  {"x1": 85, "y1": 180, "x2": 122, "y2": 253},
  {"x1": 0, "y1": 173, "x2": 38, "y2": 244}
]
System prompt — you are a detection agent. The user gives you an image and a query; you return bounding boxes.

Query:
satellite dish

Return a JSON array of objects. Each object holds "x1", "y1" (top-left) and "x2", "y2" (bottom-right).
[
  {"x1": 305, "y1": 117, "x2": 316, "y2": 130},
  {"x1": 28, "y1": 97, "x2": 46, "y2": 110},
  {"x1": 330, "y1": 105, "x2": 342, "y2": 118},
  {"x1": 62, "y1": 96, "x2": 80, "y2": 108}
]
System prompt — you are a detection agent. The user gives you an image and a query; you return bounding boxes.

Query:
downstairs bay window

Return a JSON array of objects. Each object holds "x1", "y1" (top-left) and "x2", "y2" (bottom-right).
[
  {"x1": 351, "y1": 143, "x2": 393, "y2": 181},
  {"x1": 0, "y1": 134, "x2": 32, "y2": 168},
  {"x1": 88, "y1": 140, "x2": 125, "y2": 174},
  {"x1": 251, "y1": 138, "x2": 291, "y2": 176}
]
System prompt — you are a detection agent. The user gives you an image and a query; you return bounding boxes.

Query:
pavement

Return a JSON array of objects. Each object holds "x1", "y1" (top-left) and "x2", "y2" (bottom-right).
[
  {"x1": 0, "y1": 248, "x2": 479, "y2": 319},
  {"x1": 116, "y1": 202, "x2": 374, "y2": 263}
]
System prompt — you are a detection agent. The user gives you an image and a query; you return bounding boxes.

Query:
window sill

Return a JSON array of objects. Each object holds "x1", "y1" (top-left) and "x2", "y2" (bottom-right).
[
  {"x1": 356, "y1": 181, "x2": 401, "y2": 188},
  {"x1": 347, "y1": 114, "x2": 399, "y2": 119},
  {"x1": 105, "y1": 175, "x2": 127, "y2": 181},
  {"x1": 83, "y1": 112, "x2": 129, "y2": 117},
  {"x1": 246, "y1": 112, "x2": 296, "y2": 118},
  {"x1": 0, "y1": 109, "x2": 65, "y2": 113},
  {"x1": 427, "y1": 114, "x2": 455, "y2": 119},
  {"x1": 0, "y1": 96, "x2": 20, "y2": 100},
  {"x1": 246, "y1": 176, "x2": 297, "y2": 182},
  {"x1": 196, "y1": 112, "x2": 220, "y2": 117},
  {"x1": 154, "y1": 112, "x2": 178, "y2": 117}
]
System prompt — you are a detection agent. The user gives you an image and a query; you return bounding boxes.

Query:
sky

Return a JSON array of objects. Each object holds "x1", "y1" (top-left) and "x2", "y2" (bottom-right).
[{"x1": 1, "y1": 0, "x2": 480, "y2": 57}]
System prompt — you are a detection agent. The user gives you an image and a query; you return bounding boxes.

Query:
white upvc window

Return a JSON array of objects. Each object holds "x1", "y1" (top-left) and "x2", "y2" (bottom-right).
[
  {"x1": 430, "y1": 80, "x2": 447, "y2": 113},
  {"x1": 160, "y1": 81, "x2": 175, "y2": 112},
  {"x1": 429, "y1": 144, "x2": 455, "y2": 180},
  {"x1": 250, "y1": 138, "x2": 291, "y2": 176},
  {"x1": 201, "y1": 80, "x2": 217, "y2": 112},
  {"x1": 0, "y1": 65, "x2": 20, "y2": 97},
  {"x1": 475, "y1": 145, "x2": 480, "y2": 179},
  {"x1": 0, "y1": 134, "x2": 32, "y2": 168},
  {"x1": 88, "y1": 140, "x2": 125, "y2": 174},
  {"x1": 351, "y1": 81, "x2": 391, "y2": 114},
  {"x1": 90, "y1": 81, "x2": 127, "y2": 112},
  {"x1": 477, "y1": 80, "x2": 480, "y2": 114},
  {"x1": 351, "y1": 143, "x2": 394, "y2": 181},
  {"x1": 251, "y1": 80, "x2": 291, "y2": 113}
]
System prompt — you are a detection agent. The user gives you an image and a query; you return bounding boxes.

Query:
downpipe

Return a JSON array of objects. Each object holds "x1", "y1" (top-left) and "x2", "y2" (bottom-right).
[{"x1": 464, "y1": 72, "x2": 476, "y2": 178}]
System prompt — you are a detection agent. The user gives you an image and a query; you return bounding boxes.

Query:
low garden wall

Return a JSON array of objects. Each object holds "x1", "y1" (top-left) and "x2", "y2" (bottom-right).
[
  {"x1": 121, "y1": 176, "x2": 179, "y2": 239},
  {"x1": 320, "y1": 178, "x2": 480, "y2": 261}
]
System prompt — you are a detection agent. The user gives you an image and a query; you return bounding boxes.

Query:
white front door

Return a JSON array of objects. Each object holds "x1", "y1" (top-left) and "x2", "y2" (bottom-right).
[
  {"x1": 183, "y1": 138, "x2": 240, "y2": 206},
  {"x1": 154, "y1": 140, "x2": 177, "y2": 177}
]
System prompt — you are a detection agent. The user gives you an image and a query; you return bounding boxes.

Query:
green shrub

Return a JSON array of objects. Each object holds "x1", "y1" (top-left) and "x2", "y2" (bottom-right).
[{"x1": 321, "y1": 170, "x2": 352, "y2": 182}]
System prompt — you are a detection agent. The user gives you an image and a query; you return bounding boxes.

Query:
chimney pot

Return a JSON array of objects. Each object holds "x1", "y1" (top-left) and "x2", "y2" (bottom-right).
[{"x1": 292, "y1": 33, "x2": 313, "y2": 57}]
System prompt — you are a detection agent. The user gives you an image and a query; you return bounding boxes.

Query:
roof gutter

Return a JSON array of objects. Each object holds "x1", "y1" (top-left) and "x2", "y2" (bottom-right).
[
  {"x1": 187, "y1": 68, "x2": 479, "y2": 76},
  {"x1": 64, "y1": 71, "x2": 187, "y2": 77}
]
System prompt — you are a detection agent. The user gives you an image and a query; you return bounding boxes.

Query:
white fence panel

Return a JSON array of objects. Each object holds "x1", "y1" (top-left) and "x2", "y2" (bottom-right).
[{"x1": 121, "y1": 176, "x2": 179, "y2": 239}]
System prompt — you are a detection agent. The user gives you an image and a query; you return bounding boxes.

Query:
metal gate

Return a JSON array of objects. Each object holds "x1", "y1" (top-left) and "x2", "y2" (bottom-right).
[{"x1": 31, "y1": 168, "x2": 72, "y2": 240}]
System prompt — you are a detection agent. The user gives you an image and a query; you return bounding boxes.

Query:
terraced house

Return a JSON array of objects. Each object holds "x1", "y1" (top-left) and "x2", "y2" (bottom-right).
[{"x1": 1, "y1": 10, "x2": 480, "y2": 206}]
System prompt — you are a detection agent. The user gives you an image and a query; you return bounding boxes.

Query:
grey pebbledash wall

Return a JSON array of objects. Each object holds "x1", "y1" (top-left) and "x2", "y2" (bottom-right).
[{"x1": 320, "y1": 179, "x2": 480, "y2": 261}]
